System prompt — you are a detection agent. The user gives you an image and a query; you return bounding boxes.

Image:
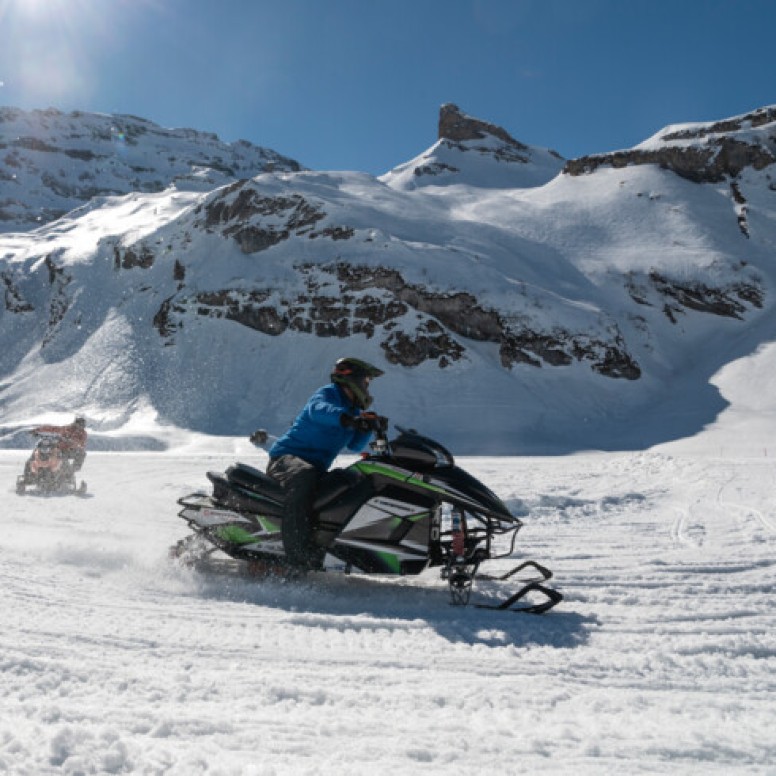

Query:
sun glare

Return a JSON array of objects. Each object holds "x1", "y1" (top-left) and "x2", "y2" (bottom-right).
[
  {"x1": 7, "y1": 0, "x2": 58, "y2": 20},
  {"x1": 0, "y1": 0, "x2": 142, "y2": 106},
  {"x1": 0, "y1": 0, "x2": 172, "y2": 107}
]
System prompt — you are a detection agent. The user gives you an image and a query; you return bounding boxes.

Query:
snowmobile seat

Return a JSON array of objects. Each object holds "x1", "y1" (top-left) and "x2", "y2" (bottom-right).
[
  {"x1": 225, "y1": 463, "x2": 286, "y2": 500},
  {"x1": 206, "y1": 470, "x2": 285, "y2": 517}
]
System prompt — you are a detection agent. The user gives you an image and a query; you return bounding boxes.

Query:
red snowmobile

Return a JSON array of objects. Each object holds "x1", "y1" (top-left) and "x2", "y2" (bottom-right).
[{"x1": 16, "y1": 431, "x2": 87, "y2": 496}]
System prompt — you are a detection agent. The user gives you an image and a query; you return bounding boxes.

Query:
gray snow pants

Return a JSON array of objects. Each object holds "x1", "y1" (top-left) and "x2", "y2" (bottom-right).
[{"x1": 266, "y1": 454, "x2": 325, "y2": 571}]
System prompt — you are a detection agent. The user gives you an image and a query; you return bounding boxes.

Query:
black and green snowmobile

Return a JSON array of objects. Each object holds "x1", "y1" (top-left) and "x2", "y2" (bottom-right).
[{"x1": 173, "y1": 421, "x2": 562, "y2": 613}]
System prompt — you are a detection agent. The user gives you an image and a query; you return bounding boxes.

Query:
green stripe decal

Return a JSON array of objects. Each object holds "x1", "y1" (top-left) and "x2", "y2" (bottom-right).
[
  {"x1": 259, "y1": 517, "x2": 280, "y2": 533},
  {"x1": 354, "y1": 461, "x2": 445, "y2": 494},
  {"x1": 376, "y1": 550, "x2": 402, "y2": 573},
  {"x1": 217, "y1": 525, "x2": 259, "y2": 545}
]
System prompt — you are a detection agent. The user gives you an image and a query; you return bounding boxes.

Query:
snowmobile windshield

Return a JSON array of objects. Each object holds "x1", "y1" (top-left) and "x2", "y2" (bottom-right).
[
  {"x1": 389, "y1": 427, "x2": 454, "y2": 470},
  {"x1": 429, "y1": 465, "x2": 514, "y2": 521}
]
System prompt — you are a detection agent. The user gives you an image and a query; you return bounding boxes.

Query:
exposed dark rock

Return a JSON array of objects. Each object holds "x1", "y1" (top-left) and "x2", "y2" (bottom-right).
[
  {"x1": 439, "y1": 103, "x2": 528, "y2": 150},
  {"x1": 64, "y1": 148, "x2": 100, "y2": 162},
  {"x1": 309, "y1": 226, "x2": 355, "y2": 241},
  {"x1": 353, "y1": 295, "x2": 407, "y2": 325},
  {"x1": 1, "y1": 271, "x2": 34, "y2": 313},
  {"x1": 334, "y1": 264, "x2": 500, "y2": 339},
  {"x1": 114, "y1": 244, "x2": 155, "y2": 270},
  {"x1": 202, "y1": 185, "x2": 320, "y2": 230},
  {"x1": 42, "y1": 254, "x2": 72, "y2": 345},
  {"x1": 661, "y1": 106, "x2": 776, "y2": 141},
  {"x1": 413, "y1": 162, "x2": 460, "y2": 177},
  {"x1": 437, "y1": 104, "x2": 533, "y2": 165},
  {"x1": 44, "y1": 254, "x2": 63, "y2": 285},
  {"x1": 9, "y1": 137, "x2": 59, "y2": 153},
  {"x1": 226, "y1": 225, "x2": 288, "y2": 254},
  {"x1": 382, "y1": 325, "x2": 465, "y2": 367},
  {"x1": 589, "y1": 345, "x2": 642, "y2": 380},
  {"x1": 565, "y1": 105, "x2": 776, "y2": 182},
  {"x1": 626, "y1": 270, "x2": 764, "y2": 321},
  {"x1": 436, "y1": 103, "x2": 564, "y2": 164},
  {"x1": 153, "y1": 297, "x2": 177, "y2": 340},
  {"x1": 648, "y1": 271, "x2": 762, "y2": 319},
  {"x1": 198, "y1": 183, "x2": 348, "y2": 254},
  {"x1": 565, "y1": 141, "x2": 775, "y2": 182},
  {"x1": 730, "y1": 182, "x2": 749, "y2": 237},
  {"x1": 154, "y1": 261, "x2": 641, "y2": 378}
]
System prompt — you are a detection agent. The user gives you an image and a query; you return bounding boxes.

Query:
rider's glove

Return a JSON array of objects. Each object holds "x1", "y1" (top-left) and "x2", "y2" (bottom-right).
[
  {"x1": 340, "y1": 413, "x2": 359, "y2": 430},
  {"x1": 249, "y1": 429, "x2": 268, "y2": 445},
  {"x1": 342, "y1": 412, "x2": 386, "y2": 434}
]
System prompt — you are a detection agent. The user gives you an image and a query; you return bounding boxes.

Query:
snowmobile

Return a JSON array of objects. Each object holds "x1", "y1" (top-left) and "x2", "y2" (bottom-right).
[
  {"x1": 16, "y1": 432, "x2": 87, "y2": 496},
  {"x1": 173, "y1": 421, "x2": 562, "y2": 614}
]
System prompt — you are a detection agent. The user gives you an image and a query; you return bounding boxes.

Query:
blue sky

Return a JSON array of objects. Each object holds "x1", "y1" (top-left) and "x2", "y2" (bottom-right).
[{"x1": 1, "y1": 0, "x2": 774, "y2": 175}]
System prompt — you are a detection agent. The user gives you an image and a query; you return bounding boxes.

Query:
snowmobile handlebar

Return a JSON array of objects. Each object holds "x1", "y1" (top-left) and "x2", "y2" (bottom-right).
[
  {"x1": 367, "y1": 413, "x2": 390, "y2": 453},
  {"x1": 367, "y1": 413, "x2": 389, "y2": 434}
]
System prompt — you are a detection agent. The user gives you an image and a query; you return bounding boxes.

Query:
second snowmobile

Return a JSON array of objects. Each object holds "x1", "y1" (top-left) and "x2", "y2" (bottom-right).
[
  {"x1": 16, "y1": 432, "x2": 87, "y2": 496},
  {"x1": 173, "y1": 421, "x2": 562, "y2": 613}
]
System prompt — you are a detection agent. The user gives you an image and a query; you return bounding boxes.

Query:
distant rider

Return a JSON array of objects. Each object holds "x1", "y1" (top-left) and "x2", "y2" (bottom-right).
[
  {"x1": 255, "y1": 358, "x2": 386, "y2": 573},
  {"x1": 33, "y1": 416, "x2": 88, "y2": 471}
]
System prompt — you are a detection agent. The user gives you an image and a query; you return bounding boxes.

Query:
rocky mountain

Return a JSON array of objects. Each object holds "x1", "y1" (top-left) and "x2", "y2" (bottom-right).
[
  {"x1": 565, "y1": 105, "x2": 776, "y2": 183},
  {"x1": 381, "y1": 103, "x2": 564, "y2": 190},
  {"x1": 1, "y1": 103, "x2": 774, "y2": 452},
  {"x1": 0, "y1": 107, "x2": 302, "y2": 232}
]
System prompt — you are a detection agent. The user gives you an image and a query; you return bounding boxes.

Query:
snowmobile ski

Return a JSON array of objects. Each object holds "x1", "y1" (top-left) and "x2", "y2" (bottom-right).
[{"x1": 475, "y1": 561, "x2": 563, "y2": 614}]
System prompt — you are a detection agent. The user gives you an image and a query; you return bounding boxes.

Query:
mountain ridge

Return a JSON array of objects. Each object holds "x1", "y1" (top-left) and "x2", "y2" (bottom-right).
[
  {"x1": 1, "y1": 102, "x2": 775, "y2": 453},
  {"x1": 0, "y1": 106, "x2": 303, "y2": 232}
]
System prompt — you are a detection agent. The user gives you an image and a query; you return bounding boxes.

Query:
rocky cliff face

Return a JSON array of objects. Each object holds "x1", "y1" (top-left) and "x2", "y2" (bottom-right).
[
  {"x1": 149, "y1": 258, "x2": 642, "y2": 378},
  {"x1": 438, "y1": 102, "x2": 532, "y2": 151},
  {"x1": 564, "y1": 105, "x2": 776, "y2": 183}
]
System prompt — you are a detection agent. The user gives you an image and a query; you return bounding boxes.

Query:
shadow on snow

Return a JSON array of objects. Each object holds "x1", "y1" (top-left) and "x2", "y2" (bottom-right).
[{"x1": 182, "y1": 559, "x2": 592, "y2": 651}]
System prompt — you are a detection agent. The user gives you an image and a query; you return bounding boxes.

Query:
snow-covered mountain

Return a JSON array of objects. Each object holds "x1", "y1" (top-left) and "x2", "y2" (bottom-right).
[
  {"x1": 1, "y1": 102, "x2": 775, "y2": 453},
  {"x1": 381, "y1": 102, "x2": 565, "y2": 190},
  {"x1": 0, "y1": 107, "x2": 303, "y2": 231}
]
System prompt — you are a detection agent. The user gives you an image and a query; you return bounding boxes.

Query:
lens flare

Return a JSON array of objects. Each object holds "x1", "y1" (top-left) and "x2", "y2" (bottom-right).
[{"x1": 0, "y1": 0, "x2": 166, "y2": 106}]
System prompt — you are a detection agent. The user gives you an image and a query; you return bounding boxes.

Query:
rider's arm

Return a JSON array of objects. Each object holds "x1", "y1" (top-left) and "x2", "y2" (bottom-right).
[
  {"x1": 306, "y1": 385, "x2": 358, "y2": 428},
  {"x1": 345, "y1": 429, "x2": 372, "y2": 453}
]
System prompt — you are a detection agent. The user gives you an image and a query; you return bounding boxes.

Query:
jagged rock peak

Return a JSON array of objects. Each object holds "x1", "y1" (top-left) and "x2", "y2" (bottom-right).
[{"x1": 438, "y1": 103, "x2": 528, "y2": 151}]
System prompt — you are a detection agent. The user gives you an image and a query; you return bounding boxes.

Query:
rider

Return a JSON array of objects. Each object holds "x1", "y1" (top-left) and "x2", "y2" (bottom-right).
[
  {"x1": 33, "y1": 416, "x2": 88, "y2": 471},
  {"x1": 259, "y1": 358, "x2": 386, "y2": 573}
]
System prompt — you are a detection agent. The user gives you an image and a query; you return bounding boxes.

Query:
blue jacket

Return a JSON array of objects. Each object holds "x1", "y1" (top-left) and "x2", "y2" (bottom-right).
[{"x1": 268, "y1": 383, "x2": 373, "y2": 471}]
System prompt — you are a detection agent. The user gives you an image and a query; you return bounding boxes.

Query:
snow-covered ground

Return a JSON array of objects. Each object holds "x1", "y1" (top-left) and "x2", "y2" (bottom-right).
[{"x1": 2, "y1": 423, "x2": 774, "y2": 775}]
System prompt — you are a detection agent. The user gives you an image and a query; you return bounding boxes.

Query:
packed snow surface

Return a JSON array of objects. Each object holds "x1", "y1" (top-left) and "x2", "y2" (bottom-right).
[{"x1": 1, "y1": 424, "x2": 774, "y2": 775}]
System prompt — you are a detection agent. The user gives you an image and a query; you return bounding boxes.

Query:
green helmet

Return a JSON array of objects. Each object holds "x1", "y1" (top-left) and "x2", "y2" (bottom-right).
[{"x1": 331, "y1": 357, "x2": 384, "y2": 410}]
